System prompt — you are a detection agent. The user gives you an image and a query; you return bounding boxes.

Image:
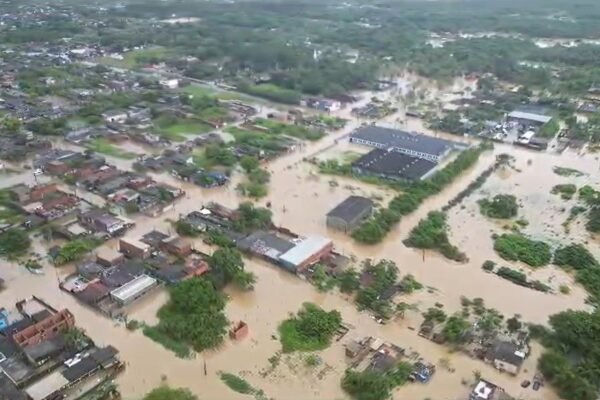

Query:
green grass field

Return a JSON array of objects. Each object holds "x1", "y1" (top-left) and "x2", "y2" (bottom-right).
[
  {"x1": 160, "y1": 122, "x2": 212, "y2": 142},
  {"x1": 97, "y1": 47, "x2": 171, "y2": 69},
  {"x1": 87, "y1": 138, "x2": 137, "y2": 159}
]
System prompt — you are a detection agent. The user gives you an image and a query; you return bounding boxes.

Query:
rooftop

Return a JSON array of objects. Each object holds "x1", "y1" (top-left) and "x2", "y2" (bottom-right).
[
  {"x1": 350, "y1": 125, "x2": 456, "y2": 157},
  {"x1": 327, "y1": 196, "x2": 374, "y2": 223},
  {"x1": 24, "y1": 370, "x2": 68, "y2": 400},
  {"x1": 507, "y1": 111, "x2": 552, "y2": 124},
  {"x1": 110, "y1": 274, "x2": 157, "y2": 304},
  {"x1": 353, "y1": 149, "x2": 437, "y2": 180},
  {"x1": 471, "y1": 379, "x2": 498, "y2": 400},
  {"x1": 278, "y1": 236, "x2": 332, "y2": 267},
  {"x1": 237, "y1": 231, "x2": 295, "y2": 259},
  {"x1": 492, "y1": 341, "x2": 525, "y2": 367}
]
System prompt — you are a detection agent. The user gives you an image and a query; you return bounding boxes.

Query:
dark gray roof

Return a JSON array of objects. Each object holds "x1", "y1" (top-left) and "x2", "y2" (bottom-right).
[
  {"x1": 353, "y1": 149, "x2": 437, "y2": 180},
  {"x1": 140, "y1": 230, "x2": 170, "y2": 247},
  {"x1": 237, "y1": 231, "x2": 295, "y2": 255},
  {"x1": 101, "y1": 261, "x2": 144, "y2": 288},
  {"x1": 350, "y1": 126, "x2": 455, "y2": 156},
  {"x1": 492, "y1": 341, "x2": 525, "y2": 367},
  {"x1": 23, "y1": 335, "x2": 66, "y2": 363},
  {"x1": 90, "y1": 346, "x2": 119, "y2": 368},
  {"x1": 327, "y1": 196, "x2": 373, "y2": 223},
  {"x1": 0, "y1": 372, "x2": 27, "y2": 400},
  {"x1": 62, "y1": 356, "x2": 97, "y2": 382}
]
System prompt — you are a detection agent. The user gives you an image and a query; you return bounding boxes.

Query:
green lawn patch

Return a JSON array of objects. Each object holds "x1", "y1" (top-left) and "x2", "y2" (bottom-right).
[
  {"x1": 237, "y1": 82, "x2": 301, "y2": 104},
  {"x1": 156, "y1": 119, "x2": 212, "y2": 142},
  {"x1": 254, "y1": 118, "x2": 325, "y2": 141},
  {"x1": 87, "y1": 138, "x2": 136, "y2": 159},
  {"x1": 181, "y1": 85, "x2": 217, "y2": 98},
  {"x1": 98, "y1": 46, "x2": 172, "y2": 69}
]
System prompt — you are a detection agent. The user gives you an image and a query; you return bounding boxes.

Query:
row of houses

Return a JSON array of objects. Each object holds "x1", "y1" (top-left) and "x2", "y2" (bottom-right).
[
  {"x1": 61, "y1": 231, "x2": 209, "y2": 317},
  {"x1": 0, "y1": 297, "x2": 123, "y2": 400},
  {"x1": 134, "y1": 134, "x2": 230, "y2": 188},
  {"x1": 180, "y1": 204, "x2": 341, "y2": 275},
  {"x1": 6, "y1": 183, "x2": 134, "y2": 240},
  {"x1": 344, "y1": 336, "x2": 436, "y2": 383},
  {"x1": 34, "y1": 150, "x2": 185, "y2": 216}
]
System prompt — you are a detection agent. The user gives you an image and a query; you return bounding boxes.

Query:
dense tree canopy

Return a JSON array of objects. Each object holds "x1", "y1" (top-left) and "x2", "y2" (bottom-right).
[
  {"x1": 279, "y1": 303, "x2": 342, "y2": 352},
  {"x1": 232, "y1": 202, "x2": 273, "y2": 233},
  {"x1": 154, "y1": 278, "x2": 228, "y2": 352},
  {"x1": 209, "y1": 247, "x2": 255, "y2": 290},
  {"x1": 0, "y1": 229, "x2": 31, "y2": 259}
]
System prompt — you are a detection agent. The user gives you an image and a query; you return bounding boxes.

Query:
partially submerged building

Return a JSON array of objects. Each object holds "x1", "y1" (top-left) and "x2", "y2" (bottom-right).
[
  {"x1": 326, "y1": 196, "x2": 374, "y2": 233},
  {"x1": 278, "y1": 236, "x2": 333, "y2": 273},
  {"x1": 488, "y1": 341, "x2": 526, "y2": 375},
  {"x1": 0, "y1": 298, "x2": 123, "y2": 400},
  {"x1": 506, "y1": 109, "x2": 552, "y2": 128},
  {"x1": 352, "y1": 149, "x2": 438, "y2": 181},
  {"x1": 469, "y1": 379, "x2": 513, "y2": 400},
  {"x1": 349, "y1": 125, "x2": 460, "y2": 163}
]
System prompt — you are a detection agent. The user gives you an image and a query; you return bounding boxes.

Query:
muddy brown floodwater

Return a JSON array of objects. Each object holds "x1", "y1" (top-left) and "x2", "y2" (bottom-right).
[{"x1": 0, "y1": 80, "x2": 595, "y2": 400}]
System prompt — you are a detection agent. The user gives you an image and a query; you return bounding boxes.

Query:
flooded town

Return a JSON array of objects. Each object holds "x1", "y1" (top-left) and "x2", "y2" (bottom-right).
[{"x1": 0, "y1": 1, "x2": 599, "y2": 400}]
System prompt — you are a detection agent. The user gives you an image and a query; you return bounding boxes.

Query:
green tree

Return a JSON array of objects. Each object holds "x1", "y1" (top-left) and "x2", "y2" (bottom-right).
[
  {"x1": 143, "y1": 386, "x2": 197, "y2": 400},
  {"x1": 2, "y1": 118, "x2": 21, "y2": 135},
  {"x1": 554, "y1": 243, "x2": 598, "y2": 270},
  {"x1": 240, "y1": 155, "x2": 260, "y2": 172},
  {"x1": 443, "y1": 314, "x2": 470, "y2": 344},
  {"x1": 423, "y1": 307, "x2": 447, "y2": 323},
  {"x1": 209, "y1": 247, "x2": 255, "y2": 290},
  {"x1": 478, "y1": 194, "x2": 519, "y2": 219},
  {"x1": 232, "y1": 202, "x2": 272, "y2": 233},
  {"x1": 0, "y1": 229, "x2": 31, "y2": 258},
  {"x1": 155, "y1": 278, "x2": 228, "y2": 352},
  {"x1": 506, "y1": 316, "x2": 522, "y2": 333},
  {"x1": 342, "y1": 369, "x2": 391, "y2": 400},
  {"x1": 338, "y1": 268, "x2": 360, "y2": 294},
  {"x1": 279, "y1": 303, "x2": 342, "y2": 352}
]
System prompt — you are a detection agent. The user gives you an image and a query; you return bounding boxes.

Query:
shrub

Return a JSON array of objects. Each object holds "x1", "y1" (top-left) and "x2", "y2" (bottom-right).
[
  {"x1": 551, "y1": 184, "x2": 578, "y2": 200},
  {"x1": 482, "y1": 260, "x2": 496, "y2": 272},
  {"x1": 493, "y1": 233, "x2": 551, "y2": 267},
  {"x1": 404, "y1": 211, "x2": 467, "y2": 262},
  {"x1": 478, "y1": 194, "x2": 519, "y2": 218},
  {"x1": 554, "y1": 243, "x2": 598, "y2": 270},
  {"x1": 279, "y1": 303, "x2": 342, "y2": 352}
]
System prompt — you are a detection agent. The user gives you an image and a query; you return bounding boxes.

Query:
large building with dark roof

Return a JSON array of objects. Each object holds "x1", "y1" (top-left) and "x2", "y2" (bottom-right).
[
  {"x1": 352, "y1": 149, "x2": 438, "y2": 182},
  {"x1": 349, "y1": 125, "x2": 458, "y2": 163},
  {"x1": 326, "y1": 196, "x2": 374, "y2": 233}
]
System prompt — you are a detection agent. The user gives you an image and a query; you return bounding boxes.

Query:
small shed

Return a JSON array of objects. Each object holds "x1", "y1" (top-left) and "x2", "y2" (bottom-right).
[
  {"x1": 229, "y1": 321, "x2": 249, "y2": 340},
  {"x1": 345, "y1": 340, "x2": 363, "y2": 358}
]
